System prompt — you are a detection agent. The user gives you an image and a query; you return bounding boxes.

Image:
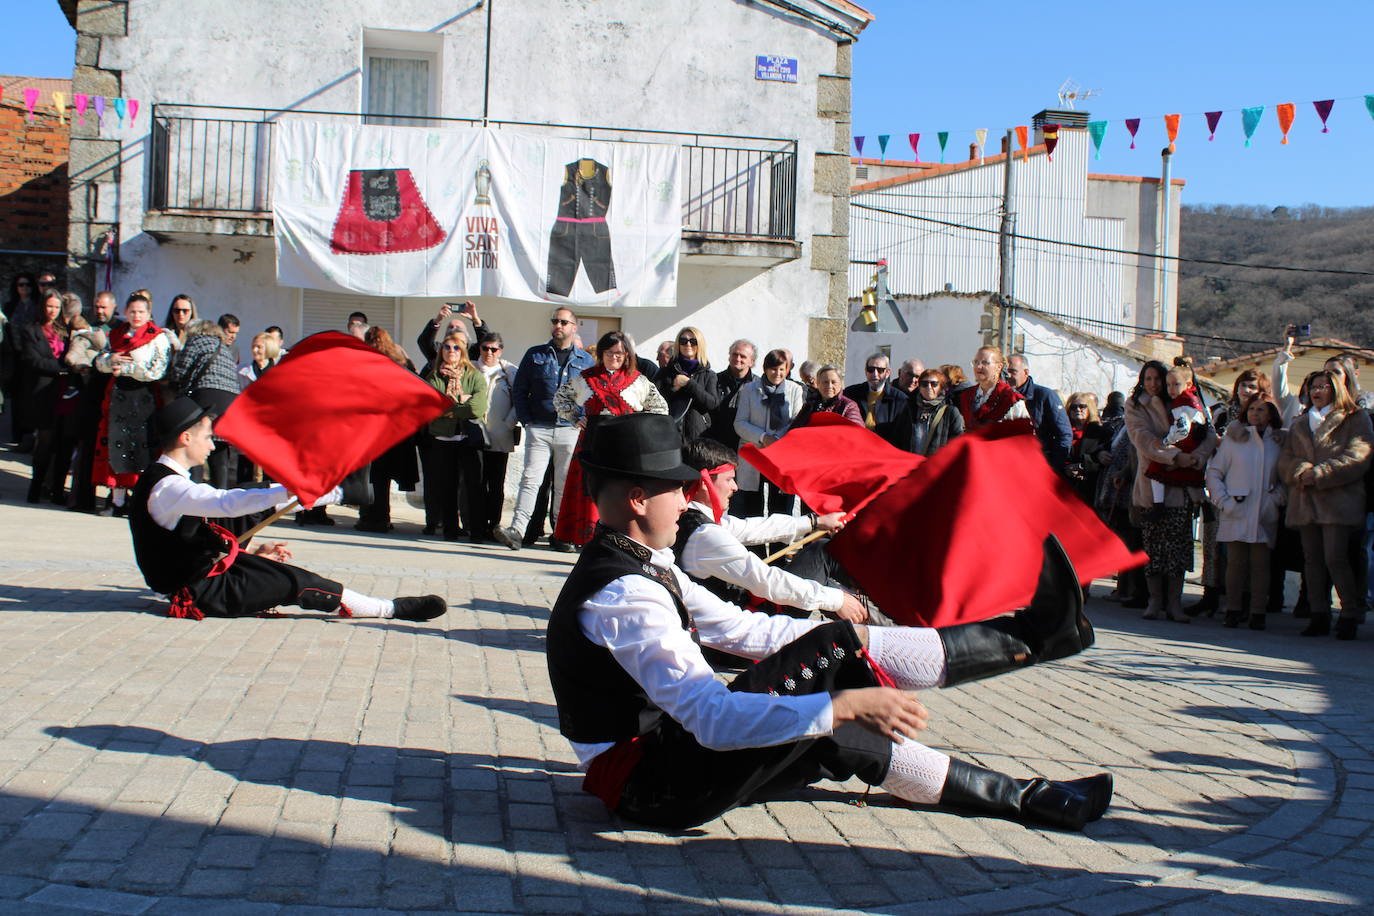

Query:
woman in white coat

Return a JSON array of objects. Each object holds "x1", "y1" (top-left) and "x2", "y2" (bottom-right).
[
  {"x1": 475, "y1": 333, "x2": 520, "y2": 543},
  {"x1": 733, "y1": 348, "x2": 806, "y2": 518},
  {"x1": 1205, "y1": 396, "x2": 1286, "y2": 630}
]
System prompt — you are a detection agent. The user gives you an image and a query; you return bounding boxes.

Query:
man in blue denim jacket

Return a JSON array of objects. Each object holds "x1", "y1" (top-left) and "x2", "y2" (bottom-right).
[{"x1": 494, "y1": 307, "x2": 594, "y2": 551}]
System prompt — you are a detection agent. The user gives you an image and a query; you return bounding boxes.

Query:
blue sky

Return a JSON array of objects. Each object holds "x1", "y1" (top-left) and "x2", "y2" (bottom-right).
[{"x1": 6, "y1": 1, "x2": 1371, "y2": 207}]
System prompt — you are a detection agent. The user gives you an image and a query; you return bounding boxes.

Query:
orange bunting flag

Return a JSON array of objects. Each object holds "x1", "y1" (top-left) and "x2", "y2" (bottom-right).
[
  {"x1": 1276, "y1": 102, "x2": 1296, "y2": 144},
  {"x1": 1015, "y1": 125, "x2": 1029, "y2": 160},
  {"x1": 1164, "y1": 113, "x2": 1180, "y2": 152}
]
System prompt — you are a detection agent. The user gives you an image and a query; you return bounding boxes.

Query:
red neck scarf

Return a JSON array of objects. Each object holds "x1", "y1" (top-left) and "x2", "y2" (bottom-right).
[
  {"x1": 971, "y1": 381, "x2": 1025, "y2": 426},
  {"x1": 583, "y1": 365, "x2": 640, "y2": 416},
  {"x1": 108, "y1": 321, "x2": 161, "y2": 354}
]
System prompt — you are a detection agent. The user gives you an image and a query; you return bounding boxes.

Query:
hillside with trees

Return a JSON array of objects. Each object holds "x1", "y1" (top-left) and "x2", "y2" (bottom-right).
[{"x1": 1177, "y1": 204, "x2": 1374, "y2": 361}]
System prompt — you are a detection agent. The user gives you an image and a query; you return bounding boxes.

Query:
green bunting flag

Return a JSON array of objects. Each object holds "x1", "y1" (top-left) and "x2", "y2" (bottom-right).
[
  {"x1": 937, "y1": 131, "x2": 949, "y2": 163},
  {"x1": 1087, "y1": 120, "x2": 1107, "y2": 159},
  {"x1": 1242, "y1": 106, "x2": 1264, "y2": 147}
]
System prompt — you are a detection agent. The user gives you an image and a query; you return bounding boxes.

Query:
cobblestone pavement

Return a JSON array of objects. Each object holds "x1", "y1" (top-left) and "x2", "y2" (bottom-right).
[{"x1": 1, "y1": 456, "x2": 1372, "y2": 915}]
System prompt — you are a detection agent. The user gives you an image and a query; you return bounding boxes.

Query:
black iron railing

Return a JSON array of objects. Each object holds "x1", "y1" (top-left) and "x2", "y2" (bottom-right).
[{"x1": 149, "y1": 105, "x2": 798, "y2": 241}]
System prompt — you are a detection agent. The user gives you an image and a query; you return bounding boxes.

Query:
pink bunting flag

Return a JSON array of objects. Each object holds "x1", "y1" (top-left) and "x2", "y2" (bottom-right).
[
  {"x1": 74, "y1": 93, "x2": 88, "y2": 126},
  {"x1": 93, "y1": 96, "x2": 106, "y2": 125},
  {"x1": 128, "y1": 99, "x2": 139, "y2": 123},
  {"x1": 1313, "y1": 99, "x2": 1334, "y2": 133},
  {"x1": 1205, "y1": 111, "x2": 1223, "y2": 141},
  {"x1": 23, "y1": 88, "x2": 39, "y2": 120},
  {"x1": 1124, "y1": 118, "x2": 1141, "y2": 149},
  {"x1": 908, "y1": 132, "x2": 920, "y2": 162}
]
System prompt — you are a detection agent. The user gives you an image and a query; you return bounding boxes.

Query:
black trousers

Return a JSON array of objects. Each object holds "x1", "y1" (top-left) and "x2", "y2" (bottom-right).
[
  {"x1": 187, "y1": 553, "x2": 343, "y2": 618},
  {"x1": 546, "y1": 220, "x2": 615, "y2": 296},
  {"x1": 616, "y1": 621, "x2": 890, "y2": 829},
  {"x1": 479, "y1": 449, "x2": 510, "y2": 535},
  {"x1": 424, "y1": 440, "x2": 482, "y2": 537}
]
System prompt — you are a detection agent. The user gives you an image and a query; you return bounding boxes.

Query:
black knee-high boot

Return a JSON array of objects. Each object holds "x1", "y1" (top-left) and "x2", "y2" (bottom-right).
[
  {"x1": 938, "y1": 759, "x2": 1113, "y2": 831},
  {"x1": 938, "y1": 535, "x2": 1092, "y2": 687}
]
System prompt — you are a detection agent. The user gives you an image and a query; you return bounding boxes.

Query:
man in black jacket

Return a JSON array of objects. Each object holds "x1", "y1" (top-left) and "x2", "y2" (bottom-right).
[
  {"x1": 706, "y1": 338, "x2": 756, "y2": 449},
  {"x1": 843, "y1": 353, "x2": 914, "y2": 451},
  {"x1": 1007, "y1": 355, "x2": 1073, "y2": 471}
]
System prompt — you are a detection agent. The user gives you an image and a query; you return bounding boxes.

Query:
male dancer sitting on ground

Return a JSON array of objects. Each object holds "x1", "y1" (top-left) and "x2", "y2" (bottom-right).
[
  {"x1": 676, "y1": 437, "x2": 876, "y2": 625},
  {"x1": 546, "y1": 412, "x2": 1112, "y2": 832},
  {"x1": 130, "y1": 397, "x2": 446, "y2": 622}
]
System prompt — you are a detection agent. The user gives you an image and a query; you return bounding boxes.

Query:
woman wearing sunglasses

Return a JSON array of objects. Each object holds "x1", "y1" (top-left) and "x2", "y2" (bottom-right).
[
  {"x1": 908, "y1": 368, "x2": 964, "y2": 457},
  {"x1": 424, "y1": 329, "x2": 489, "y2": 541},
  {"x1": 655, "y1": 326, "x2": 720, "y2": 442}
]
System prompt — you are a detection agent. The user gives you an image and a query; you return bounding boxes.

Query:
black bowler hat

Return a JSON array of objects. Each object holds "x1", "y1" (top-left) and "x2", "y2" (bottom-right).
[
  {"x1": 578, "y1": 413, "x2": 698, "y2": 482},
  {"x1": 151, "y1": 397, "x2": 209, "y2": 443}
]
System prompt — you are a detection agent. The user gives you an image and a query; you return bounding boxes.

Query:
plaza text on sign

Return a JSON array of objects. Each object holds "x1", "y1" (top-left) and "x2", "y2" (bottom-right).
[{"x1": 755, "y1": 56, "x2": 798, "y2": 83}]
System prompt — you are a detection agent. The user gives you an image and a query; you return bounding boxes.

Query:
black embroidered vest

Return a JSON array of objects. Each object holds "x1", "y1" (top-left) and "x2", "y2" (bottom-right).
[
  {"x1": 546, "y1": 525, "x2": 691, "y2": 743},
  {"x1": 128, "y1": 462, "x2": 224, "y2": 595},
  {"x1": 670, "y1": 507, "x2": 751, "y2": 606}
]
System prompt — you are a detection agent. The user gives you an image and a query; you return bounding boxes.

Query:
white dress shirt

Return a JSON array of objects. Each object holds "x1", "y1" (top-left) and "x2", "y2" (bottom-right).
[
  {"x1": 146, "y1": 455, "x2": 335, "y2": 530},
  {"x1": 679, "y1": 502, "x2": 843, "y2": 613},
  {"x1": 572, "y1": 538, "x2": 832, "y2": 768}
]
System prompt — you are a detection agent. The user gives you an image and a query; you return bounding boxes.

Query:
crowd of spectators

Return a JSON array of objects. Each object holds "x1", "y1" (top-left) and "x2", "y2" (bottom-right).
[{"x1": 3, "y1": 276, "x2": 1370, "y2": 640}]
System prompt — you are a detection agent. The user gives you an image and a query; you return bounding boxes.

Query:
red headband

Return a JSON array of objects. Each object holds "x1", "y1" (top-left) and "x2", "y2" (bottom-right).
[{"x1": 686, "y1": 463, "x2": 735, "y2": 523}]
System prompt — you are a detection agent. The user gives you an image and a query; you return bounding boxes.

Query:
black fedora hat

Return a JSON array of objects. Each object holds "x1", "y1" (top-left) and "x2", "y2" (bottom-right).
[
  {"x1": 151, "y1": 396, "x2": 209, "y2": 443},
  {"x1": 578, "y1": 413, "x2": 698, "y2": 482}
]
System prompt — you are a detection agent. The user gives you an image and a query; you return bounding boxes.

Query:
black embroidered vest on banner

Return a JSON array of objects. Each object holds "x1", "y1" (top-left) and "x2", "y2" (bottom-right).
[
  {"x1": 546, "y1": 526, "x2": 691, "y2": 744},
  {"x1": 670, "y1": 508, "x2": 751, "y2": 606},
  {"x1": 128, "y1": 462, "x2": 226, "y2": 595}
]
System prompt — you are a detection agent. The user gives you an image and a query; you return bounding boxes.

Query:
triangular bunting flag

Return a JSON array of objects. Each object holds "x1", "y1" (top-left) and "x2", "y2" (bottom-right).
[
  {"x1": 52, "y1": 91, "x2": 67, "y2": 125},
  {"x1": 908, "y1": 132, "x2": 920, "y2": 162},
  {"x1": 1124, "y1": 118, "x2": 1140, "y2": 149},
  {"x1": 113, "y1": 97, "x2": 127, "y2": 126},
  {"x1": 1313, "y1": 99, "x2": 1334, "y2": 133},
  {"x1": 23, "y1": 88, "x2": 38, "y2": 121},
  {"x1": 74, "y1": 93, "x2": 88, "y2": 126},
  {"x1": 93, "y1": 96, "x2": 106, "y2": 125},
  {"x1": 128, "y1": 99, "x2": 139, "y2": 123},
  {"x1": 974, "y1": 128, "x2": 987, "y2": 163},
  {"x1": 1275, "y1": 102, "x2": 1296, "y2": 144},
  {"x1": 1087, "y1": 120, "x2": 1107, "y2": 159},
  {"x1": 1164, "y1": 113, "x2": 1180, "y2": 152},
  {"x1": 1015, "y1": 125, "x2": 1029, "y2": 159},
  {"x1": 853, "y1": 135, "x2": 865, "y2": 156},
  {"x1": 936, "y1": 131, "x2": 949, "y2": 163},
  {"x1": 877, "y1": 134, "x2": 889, "y2": 160},
  {"x1": 1042, "y1": 123, "x2": 1060, "y2": 161},
  {"x1": 1205, "y1": 111, "x2": 1223, "y2": 140},
  {"x1": 1242, "y1": 106, "x2": 1264, "y2": 147}
]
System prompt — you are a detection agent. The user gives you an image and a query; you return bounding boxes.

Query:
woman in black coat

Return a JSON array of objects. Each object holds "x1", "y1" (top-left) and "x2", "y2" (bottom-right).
[
  {"x1": 655, "y1": 325, "x2": 720, "y2": 441},
  {"x1": 909, "y1": 368, "x2": 965, "y2": 456},
  {"x1": 19, "y1": 291, "x2": 79, "y2": 503},
  {"x1": 1065, "y1": 392, "x2": 1113, "y2": 508}
]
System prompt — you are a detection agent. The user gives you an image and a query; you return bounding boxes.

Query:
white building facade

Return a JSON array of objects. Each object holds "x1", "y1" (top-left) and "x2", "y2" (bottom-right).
[
  {"x1": 62, "y1": 0, "x2": 872, "y2": 369},
  {"x1": 845, "y1": 120, "x2": 1184, "y2": 395}
]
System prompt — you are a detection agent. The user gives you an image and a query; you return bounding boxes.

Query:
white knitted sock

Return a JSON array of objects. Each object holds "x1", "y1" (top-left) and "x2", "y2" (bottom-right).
[
  {"x1": 865, "y1": 626, "x2": 948, "y2": 689},
  {"x1": 881, "y1": 739, "x2": 951, "y2": 805},
  {"x1": 340, "y1": 588, "x2": 394, "y2": 618}
]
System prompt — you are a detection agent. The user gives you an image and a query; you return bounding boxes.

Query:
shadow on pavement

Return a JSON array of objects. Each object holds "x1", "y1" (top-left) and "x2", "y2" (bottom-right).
[{"x1": 0, "y1": 583, "x2": 159, "y2": 614}]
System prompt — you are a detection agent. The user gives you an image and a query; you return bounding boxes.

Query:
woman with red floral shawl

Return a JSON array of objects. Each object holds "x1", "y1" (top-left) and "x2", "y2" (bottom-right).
[
  {"x1": 93, "y1": 292, "x2": 174, "y2": 512},
  {"x1": 552, "y1": 330, "x2": 668, "y2": 546},
  {"x1": 954, "y1": 345, "x2": 1030, "y2": 430}
]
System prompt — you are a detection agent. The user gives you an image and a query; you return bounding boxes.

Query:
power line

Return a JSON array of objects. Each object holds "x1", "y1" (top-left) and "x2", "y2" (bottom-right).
[
  {"x1": 850, "y1": 202, "x2": 1374, "y2": 277},
  {"x1": 1022, "y1": 306, "x2": 1281, "y2": 348}
]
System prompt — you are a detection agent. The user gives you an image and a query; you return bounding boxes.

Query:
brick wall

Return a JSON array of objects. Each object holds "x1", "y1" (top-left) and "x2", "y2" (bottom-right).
[{"x1": 0, "y1": 97, "x2": 70, "y2": 253}]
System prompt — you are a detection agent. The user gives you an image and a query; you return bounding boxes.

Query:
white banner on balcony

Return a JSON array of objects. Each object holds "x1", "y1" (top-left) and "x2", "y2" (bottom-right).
[{"x1": 272, "y1": 120, "x2": 681, "y2": 306}]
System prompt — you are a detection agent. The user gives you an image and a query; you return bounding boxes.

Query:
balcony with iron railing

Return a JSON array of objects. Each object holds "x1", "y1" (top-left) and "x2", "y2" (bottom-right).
[{"x1": 145, "y1": 105, "x2": 800, "y2": 263}]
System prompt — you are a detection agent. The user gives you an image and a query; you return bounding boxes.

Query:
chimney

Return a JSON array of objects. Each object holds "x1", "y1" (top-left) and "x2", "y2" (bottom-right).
[
  {"x1": 1032, "y1": 108, "x2": 1089, "y2": 144},
  {"x1": 1000, "y1": 134, "x2": 1010, "y2": 154},
  {"x1": 968, "y1": 142, "x2": 978, "y2": 161}
]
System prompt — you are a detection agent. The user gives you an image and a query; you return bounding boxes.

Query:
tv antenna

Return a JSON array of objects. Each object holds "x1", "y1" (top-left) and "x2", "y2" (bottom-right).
[{"x1": 1057, "y1": 79, "x2": 1100, "y2": 110}]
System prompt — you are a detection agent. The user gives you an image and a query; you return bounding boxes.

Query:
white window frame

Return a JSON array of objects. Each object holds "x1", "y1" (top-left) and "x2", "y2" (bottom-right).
[{"x1": 362, "y1": 28, "x2": 442, "y2": 125}]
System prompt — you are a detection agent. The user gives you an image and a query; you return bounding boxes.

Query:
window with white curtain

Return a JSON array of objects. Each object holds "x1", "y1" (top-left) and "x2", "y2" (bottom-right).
[{"x1": 364, "y1": 52, "x2": 434, "y2": 126}]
